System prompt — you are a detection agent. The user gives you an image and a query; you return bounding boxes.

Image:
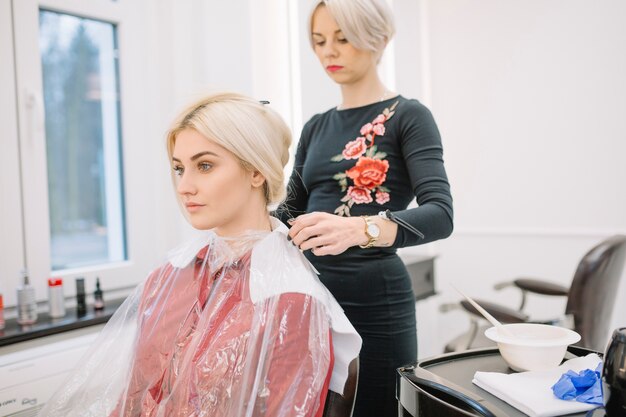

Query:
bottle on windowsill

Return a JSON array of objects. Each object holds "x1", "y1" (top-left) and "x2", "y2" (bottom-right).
[
  {"x1": 94, "y1": 277, "x2": 104, "y2": 311},
  {"x1": 17, "y1": 269, "x2": 38, "y2": 326},
  {"x1": 76, "y1": 277, "x2": 87, "y2": 317},
  {"x1": 48, "y1": 277, "x2": 66, "y2": 319}
]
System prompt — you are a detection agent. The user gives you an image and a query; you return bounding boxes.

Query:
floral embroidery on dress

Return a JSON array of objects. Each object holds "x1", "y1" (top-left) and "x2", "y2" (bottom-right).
[{"x1": 331, "y1": 100, "x2": 398, "y2": 216}]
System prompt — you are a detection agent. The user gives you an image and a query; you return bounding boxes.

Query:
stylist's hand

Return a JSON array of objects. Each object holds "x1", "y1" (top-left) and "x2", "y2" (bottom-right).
[{"x1": 288, "y1": 212, "x2": 367, "y2": 256}]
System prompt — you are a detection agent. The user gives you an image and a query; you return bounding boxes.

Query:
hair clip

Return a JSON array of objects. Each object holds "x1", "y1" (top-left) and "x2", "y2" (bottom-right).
[{"x1": 259, "y1": 100, "x2": 270, "y2": 105}]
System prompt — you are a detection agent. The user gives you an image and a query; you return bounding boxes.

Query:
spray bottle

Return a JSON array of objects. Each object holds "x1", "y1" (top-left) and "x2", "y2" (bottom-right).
[{"x1": 17, "y1": 269, "x2": 38, "y2": 325}]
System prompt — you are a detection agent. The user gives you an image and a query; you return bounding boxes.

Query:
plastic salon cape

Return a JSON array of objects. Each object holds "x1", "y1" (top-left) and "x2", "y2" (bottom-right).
[{"x1": 39, "y1": 218, "x2": 362, "y2": 417}]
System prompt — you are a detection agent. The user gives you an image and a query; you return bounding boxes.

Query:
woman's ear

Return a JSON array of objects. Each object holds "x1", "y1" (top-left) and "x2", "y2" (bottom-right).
[{"x1": 250, "y1": 170, "x2": 266, "y2": 188}]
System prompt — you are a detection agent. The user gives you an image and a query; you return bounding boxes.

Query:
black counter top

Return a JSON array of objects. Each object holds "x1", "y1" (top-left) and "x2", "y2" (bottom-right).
[{"x1": 0, "y1": 298, "x2": 125, "y2": 347}]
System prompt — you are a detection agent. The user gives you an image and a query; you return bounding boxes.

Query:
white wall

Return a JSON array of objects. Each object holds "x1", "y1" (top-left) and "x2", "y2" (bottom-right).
[{"x1": 401, "y1": 0, "x2": 626, "y2": 357}]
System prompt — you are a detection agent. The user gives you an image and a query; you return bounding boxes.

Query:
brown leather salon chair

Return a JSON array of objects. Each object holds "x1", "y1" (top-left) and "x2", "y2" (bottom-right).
[
  {"x1": 442, "y1": 235, "x2": 626, "y2": 353},
  {"x1": 323, "y1": 358, "x2": 359, "y2": 417}
]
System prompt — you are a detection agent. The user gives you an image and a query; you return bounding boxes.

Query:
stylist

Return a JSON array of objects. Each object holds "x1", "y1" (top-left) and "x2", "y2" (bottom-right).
[{"x1": 280, "y1": 1, "x2": 453, "y2": 416}]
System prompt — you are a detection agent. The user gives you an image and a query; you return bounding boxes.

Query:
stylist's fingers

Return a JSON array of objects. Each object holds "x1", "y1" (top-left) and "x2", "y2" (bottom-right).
[
  {"x1": 298, "y1": 234, "x2": 332, "y2": 252},
  {"x1": 288, "y1": 212, "x2": 327, "y2": 242},
  {"x1": 287, "y1": 215, "x2": 309, "y2": 239},
  {"x1": 311, "y1": 244, "x2": 341, "y2": 256},
  {"x1": 291, "y1": 222, "x2": 329, "y2": 247}
]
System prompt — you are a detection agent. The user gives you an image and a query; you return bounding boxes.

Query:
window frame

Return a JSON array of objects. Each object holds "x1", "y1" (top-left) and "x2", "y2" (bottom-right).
[
  {"x1": 6, "y1": 0, "x2": 167, "y2": 306},
  {"x1": 0, "y1": 0, "x2": 26, "y2": 308}
]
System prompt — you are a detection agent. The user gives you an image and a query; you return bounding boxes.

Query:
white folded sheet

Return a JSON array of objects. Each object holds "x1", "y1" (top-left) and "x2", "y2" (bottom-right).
[{"x1": 472, "y1": 353, "x2": 602, "y2": 417}]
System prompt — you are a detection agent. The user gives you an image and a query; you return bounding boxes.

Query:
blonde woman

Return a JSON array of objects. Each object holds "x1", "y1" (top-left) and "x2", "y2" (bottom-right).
[
  {"x1": 40, "y1": 93, "x2": 361, "y2": 417},
  {"x1": 281, "y1": 1, "x2": 454, "y2": 415}
]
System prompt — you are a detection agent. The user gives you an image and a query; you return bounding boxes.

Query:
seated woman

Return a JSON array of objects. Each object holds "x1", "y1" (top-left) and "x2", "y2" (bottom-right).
[{"x1": 40, "y1": 93, "x2": 362, "y2": 417}]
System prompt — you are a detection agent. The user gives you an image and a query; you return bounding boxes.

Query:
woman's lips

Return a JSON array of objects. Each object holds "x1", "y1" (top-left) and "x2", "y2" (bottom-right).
[
  {"x1": 185, "y1": 203, "x2": 205, "y2": 213},
  {"x1": 326, "y1": 65, "x2": 344, "y2": 72}
]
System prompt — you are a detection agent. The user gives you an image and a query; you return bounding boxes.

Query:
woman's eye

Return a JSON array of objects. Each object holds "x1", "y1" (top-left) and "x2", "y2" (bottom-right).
[
  {"x1": 198, "y1": 162, "x2": 212, "y2": 172},
  {"x1": 173, "y1": 165, "x2": 184, "y2": 176},
  {"x1": 315, "y1": 41, "x2": 325, "y2": 47},
  {"x1": 337, "y1": 38, "x2": 348, "y2": 44}
]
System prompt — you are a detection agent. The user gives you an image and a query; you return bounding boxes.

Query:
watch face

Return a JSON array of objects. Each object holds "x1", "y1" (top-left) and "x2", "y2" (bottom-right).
[{"x1": 367, "y1": 223, "x2": 381, "y2": 238}]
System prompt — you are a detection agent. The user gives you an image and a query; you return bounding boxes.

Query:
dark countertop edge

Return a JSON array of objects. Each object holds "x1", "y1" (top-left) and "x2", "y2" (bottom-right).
[{"x1": 0, "y1": 298, "x2": 125, "y2": 347}]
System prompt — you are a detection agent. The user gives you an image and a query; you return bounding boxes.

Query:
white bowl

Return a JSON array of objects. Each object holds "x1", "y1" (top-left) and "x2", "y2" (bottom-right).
[{"x1": 485, "y1": 323, "x2": 581, "y2": 372}]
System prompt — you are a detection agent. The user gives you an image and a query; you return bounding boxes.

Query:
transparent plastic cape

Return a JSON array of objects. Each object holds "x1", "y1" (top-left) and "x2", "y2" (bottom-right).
[{"x1": 39, "y1": 218, "x2": 361, "y2": 417}]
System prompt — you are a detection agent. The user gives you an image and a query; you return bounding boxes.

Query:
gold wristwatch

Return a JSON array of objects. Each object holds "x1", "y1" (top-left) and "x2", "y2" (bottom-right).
[{"x1": 359, "y1": 216, "x2": 381, "y2": 249}]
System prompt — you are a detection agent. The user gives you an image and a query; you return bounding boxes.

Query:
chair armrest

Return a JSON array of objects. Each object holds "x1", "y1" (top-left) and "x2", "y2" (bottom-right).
[
  {"x1": 513, "y1": 278, "x2": 568, "y2": 296},
  {"x1": 460, "y1": 299, "x2": 528, "y2": 324}
]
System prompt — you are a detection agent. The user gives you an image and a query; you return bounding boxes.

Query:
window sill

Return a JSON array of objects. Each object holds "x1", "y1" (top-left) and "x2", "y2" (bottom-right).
[{"x1": 0, "y1": 298, "x2": 125, "y2": 347}]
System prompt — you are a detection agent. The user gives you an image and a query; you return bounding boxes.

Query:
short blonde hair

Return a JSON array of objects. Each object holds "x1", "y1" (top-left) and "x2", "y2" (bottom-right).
[
  {"x1": 166, "y1": 92, "x2": 292, "y2": 210},
  {"x1": 309, "y1": 0, "x2": 395, "y2": 59}
]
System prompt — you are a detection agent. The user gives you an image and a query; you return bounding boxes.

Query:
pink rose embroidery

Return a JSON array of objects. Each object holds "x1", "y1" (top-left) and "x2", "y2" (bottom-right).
[
  {"x1": 372, "y1": 124, "x2": 385, "y2": 136},
  {"x1": 360, "y1": 123, "x2": 373, "y2": 136},
  {"x1": 347, "y1": 186, "x2": 373, "y2": 204},
  {"x1": 373, "y1": 114, "x2": 386, "y2": 124},
  {"x1": 342, "y1": 137, "x2": 367, "y2": 160},
  {"x1": 375, "y1": 190, "x2": 390, "y2": 205}
]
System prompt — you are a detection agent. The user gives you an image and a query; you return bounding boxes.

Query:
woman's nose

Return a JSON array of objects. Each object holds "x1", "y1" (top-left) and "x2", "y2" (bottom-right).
[
  {"x1": 176, "y1": 173, "x2": 197, "y2": 196},
  {"x1": 322, "y1": 41, "x2": 339, "y2": 58}
]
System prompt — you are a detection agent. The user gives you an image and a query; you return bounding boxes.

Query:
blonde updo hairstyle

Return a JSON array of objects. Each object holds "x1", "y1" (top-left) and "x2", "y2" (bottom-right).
[
  {"x1": 166, "y1": 92, "x2": 292, "y2": 211},
  {"x1": 309, "y1": 0, "x2": 396, "y2": 62}
]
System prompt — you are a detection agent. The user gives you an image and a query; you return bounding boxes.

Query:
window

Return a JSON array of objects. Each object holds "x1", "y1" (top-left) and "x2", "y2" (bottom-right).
[
  {"x1": 40, "y1": 10, "x2": 126, "y2": 270},
  {"x1": 3, "y1": 0, "x2": 169, "y2": 308}
]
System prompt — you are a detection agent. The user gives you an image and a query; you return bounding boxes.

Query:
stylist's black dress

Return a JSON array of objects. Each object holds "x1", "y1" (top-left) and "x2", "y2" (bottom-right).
[{"x1": 279, "y1": 96, "x2": 453, "y2": 417}]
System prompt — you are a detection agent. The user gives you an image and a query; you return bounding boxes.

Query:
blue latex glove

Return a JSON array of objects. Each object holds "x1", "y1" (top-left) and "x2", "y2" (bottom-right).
[{"x1": 551, "y1": 362, "x2": 603, "y2": 405}]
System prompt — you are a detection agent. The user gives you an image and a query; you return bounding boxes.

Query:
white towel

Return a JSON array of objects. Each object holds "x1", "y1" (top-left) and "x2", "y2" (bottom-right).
[{"x1": 472, "y1": 353, "x2": 602, "y2": 417}]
